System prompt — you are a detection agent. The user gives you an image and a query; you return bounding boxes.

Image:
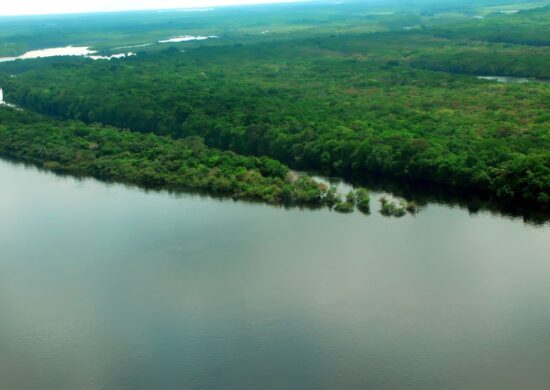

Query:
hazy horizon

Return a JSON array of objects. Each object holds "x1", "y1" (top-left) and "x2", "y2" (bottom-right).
[{"x1": 0, "y1": 0, "x2": 309, "y2": 17}]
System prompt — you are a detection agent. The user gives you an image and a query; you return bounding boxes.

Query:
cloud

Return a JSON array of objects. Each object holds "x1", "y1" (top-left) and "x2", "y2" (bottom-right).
[{"x1": 0, "y1": 0, "x2": 305, "y2": 16}]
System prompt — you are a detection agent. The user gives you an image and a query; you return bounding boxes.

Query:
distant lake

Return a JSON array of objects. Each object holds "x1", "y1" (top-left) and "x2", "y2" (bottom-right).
[
  {"x1": 1, "y1": 158, "x2": 550, "y2": 389},
  {"x1": 158, "y1": 35, "x2": 218, "y2": 43},
  {"x1": 0, "y1": 36, "x2": 217, "y2": 63},
  {"x1": 477, "y1": 75, "x2": 541, "y2": 83},
  {"x1": 0, "y1": 46, "x2": 134, "y2": 62}
]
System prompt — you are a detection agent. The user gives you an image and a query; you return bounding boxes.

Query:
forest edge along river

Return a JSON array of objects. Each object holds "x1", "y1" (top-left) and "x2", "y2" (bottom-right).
[{"x1": 0, "y1": 100, "x2": 548, "y2": 224}]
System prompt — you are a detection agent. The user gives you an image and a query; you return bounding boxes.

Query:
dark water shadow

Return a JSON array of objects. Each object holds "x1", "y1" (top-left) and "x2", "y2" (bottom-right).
[
  {"x1": 3, "y1": 157, "x2": 549, "y2": 226},
  {"x1": 343, "y1": 172, "x2": 550, "y2": 227}
]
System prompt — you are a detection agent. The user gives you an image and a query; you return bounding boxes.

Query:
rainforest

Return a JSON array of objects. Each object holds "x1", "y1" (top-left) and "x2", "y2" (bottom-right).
[
  {"x1": 1, "y1": 2, "x2": 549, "y2": 216},
  {"x1": 2, "y1": 1, "x2": 550, "y2": 389}
]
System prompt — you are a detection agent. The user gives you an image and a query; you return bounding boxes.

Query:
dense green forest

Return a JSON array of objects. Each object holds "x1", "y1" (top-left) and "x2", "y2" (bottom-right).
[
  {"x1": 413, "y1": 6, "x2": 550, "y2": 78},
  {"x1": 410, "y1": 44, "x2": 550, "y2": 80},
  {"x1": 428, "y1": 5, "x2": 550, "y2": 46},
  {"x1": 0, "y1": 106, "x2": 353, "y2": 208},
  {"x1": 0, "y1": 0, "x2": 541, "y2": 57},
  {"x1": 0, "y1": 1, "x2": 549, "y2": 212}
]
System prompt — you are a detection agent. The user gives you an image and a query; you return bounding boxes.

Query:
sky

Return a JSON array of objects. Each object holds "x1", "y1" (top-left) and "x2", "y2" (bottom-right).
[{"x1": 0, "y1": 0, "x2": 305, "y2": 16}]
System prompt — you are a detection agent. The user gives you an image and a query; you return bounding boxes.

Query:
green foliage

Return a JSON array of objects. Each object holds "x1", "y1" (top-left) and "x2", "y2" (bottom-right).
[
  {"x1": 325, "y1": 186, "x2": 340, "y2": 208},
  {"x1": 355, "y1": 188, "x2": 371, "y2": 214},
  {"x1": 0, "y1": 0, "x2": 505, "y2": 57},
  {"x1": 334, "y1": 190, "x2": 357, "y2": 213},
  {"x1": 380, "y1": 197, "x2": 408, "y2": 218},
  {"x1": 429, "y1": 6, "x2": 550, "y2": 47},
  {"x1": 0, "y1": 107, "x2": 330, "y2": 207},
  {"x1": 410, "y1": 44, "x2": 550, "y2": 80},
  {"x1": 0, "y1": 3, "x2": 549, "y2": 209},
  {"x1": 334, "y1": 201, "x2": 355, "y2": 213}
]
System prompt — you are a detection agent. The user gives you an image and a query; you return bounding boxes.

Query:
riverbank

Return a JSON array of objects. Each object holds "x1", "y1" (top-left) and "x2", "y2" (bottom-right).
[
  {"x1": 0, "y1": 106, "x2": 373, "y2": 212},
  {"x1": 3, "y1": 104, "x2": 550, "y2": 222},
  {"x1": 0, "y1": 107, "x2": 318, "y2": 206}
]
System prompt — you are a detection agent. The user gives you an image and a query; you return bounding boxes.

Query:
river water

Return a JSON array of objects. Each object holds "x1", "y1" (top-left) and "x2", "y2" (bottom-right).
[
  {"x1": 0, "y1": 36, "x2": 217, "y2": 63},
  {"x1": 0, "y1": 46, "x2": 135, "y2": 62},
  {"x1": 477, "y1": 75, "x2": 549, "y2": 84},
  {"x1": 1, "y1": 159, "x2": 549, "y2": 389}
]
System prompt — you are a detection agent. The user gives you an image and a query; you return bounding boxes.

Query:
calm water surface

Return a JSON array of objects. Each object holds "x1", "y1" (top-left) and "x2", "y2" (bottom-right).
[{"x1": 1, "y1": 159, "x2": 549, "y2": 389}]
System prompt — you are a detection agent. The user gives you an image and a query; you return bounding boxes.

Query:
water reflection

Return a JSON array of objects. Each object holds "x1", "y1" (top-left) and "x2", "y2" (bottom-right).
[
  {"x1": 0, "y1": 46, "x2": 135, "y2": 63},
  {"x1": 313, "y1": 171, "x2": 550, "y2": 226},
  {"x1": 477, "y1": 75, "x2": 549, "y2": 84},
  {"x1": 1, "y1": 159, "x2": 550, "y2": 389}
]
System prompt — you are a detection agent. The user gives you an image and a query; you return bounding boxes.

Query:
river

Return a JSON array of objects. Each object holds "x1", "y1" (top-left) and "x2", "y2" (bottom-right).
[
  {"x1": 1, "y1": 158, "x2": 549, "y2": 389},
  {"x1": 0, "y1": 35, "x2": 218, "y2": 63},
  {"x1": 477, "y1": 75, "x2": 548, "y2": 84}
]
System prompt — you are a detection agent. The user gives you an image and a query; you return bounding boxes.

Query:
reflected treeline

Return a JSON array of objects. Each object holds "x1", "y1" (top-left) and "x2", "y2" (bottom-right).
[
  {"x1": 4, "y1": 157, "x2": 550, "y2": 225},
  {"x1": 0, "y1": 158, "x2": 331, "y2": 212},
  {"x1": 344, "y1": 172, "x2": 550, "y2": 226}
]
